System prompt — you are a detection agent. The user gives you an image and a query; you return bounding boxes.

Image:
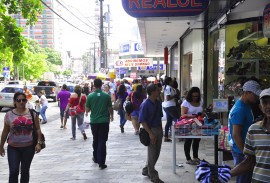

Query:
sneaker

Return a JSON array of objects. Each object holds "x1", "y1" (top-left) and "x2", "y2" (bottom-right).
[
  {"x1": 82, "y1": 133, "x2": 87, "y2": 140},
  {"x1": 193, "y1": 158, "x2": 201, "y2": 165},
  {"x1": 120, "y1": 125, "x2": 124, "y2": 133},
  {"x1": 186, "y1": 159, "x2": 197, "y2": 165},
  {"x1": 99, "y1": 164, "x2": 107, "y2": 169},
  {"x1": 60, "y1": 125, "x2": 63, "y2": 128},
  {"x1": 142, "y1": 171, "x2": 150, "y2": 178},
  {"x1": 70, "y1": 137, "x2": 76, "y2": 140},
  {"x1": 42, "y1": 121, "x2": 47, "y2": 124}
]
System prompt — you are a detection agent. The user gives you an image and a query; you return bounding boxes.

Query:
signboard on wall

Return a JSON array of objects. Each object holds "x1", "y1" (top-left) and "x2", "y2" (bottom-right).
[
  {"x1": 263, "y1": 3, "x2": 270, "y2": 37},
  {"x1": 114, "y1": 58, "x2": 153, "y2": 68},
  {"x1": 119, "y1": 41, "x2": 144, "y2": 56},
  {"x1": 138, "y1": 64, "x2": 164, "y2": 70},
  {"x1": 121, "y1": 0, "x2": 210, "y2": 18}
]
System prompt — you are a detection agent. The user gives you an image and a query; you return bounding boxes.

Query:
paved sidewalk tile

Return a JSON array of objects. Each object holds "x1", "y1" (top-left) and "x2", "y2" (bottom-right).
[{"x1": 0, "y1": 110, "x2": 236, "y2": 183}]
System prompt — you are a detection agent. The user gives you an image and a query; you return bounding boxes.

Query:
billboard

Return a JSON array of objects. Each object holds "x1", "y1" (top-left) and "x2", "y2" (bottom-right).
[
  {"x1": 119, "y1": 41, "x2": 144, "y2": 56},
  {"x1": 122, "y1": 0, "x2": 210, "y2": 18},
  {"x1": 114, "y1": 58, "x2": 153, "y2": 68}
]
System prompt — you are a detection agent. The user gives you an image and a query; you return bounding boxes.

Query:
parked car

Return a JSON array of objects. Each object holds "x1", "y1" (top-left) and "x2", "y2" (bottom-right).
[
  {"x1": 33, "y1": 81, "x2": 59, "y2": 102},
  {"x1": 0, "y1": 85, "x2": 39, "y2": 111}
]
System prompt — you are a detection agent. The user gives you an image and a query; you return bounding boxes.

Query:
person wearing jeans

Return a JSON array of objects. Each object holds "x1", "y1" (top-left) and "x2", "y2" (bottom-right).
[
  {"x1": 0, "y1": 92, "x2": 43, "y2": 183},
  {"x1": 181, "y1": 87, "x2": 203, "y2": 165},
  {"x1": 64, "y1": 85, "x2": 87, "y2": 140},
  {"x1": 228, "y1": 80, "x2": 261, "y2": 183},
  {"x1": 39, "y1": 90, "x2": 48, "y2": 124},
  {"x1": 115, "y1": 84, "x2": 128, "y2": 133},
  {"x1": 163, "y1": 77, "x2": 180, "y2": 142}
]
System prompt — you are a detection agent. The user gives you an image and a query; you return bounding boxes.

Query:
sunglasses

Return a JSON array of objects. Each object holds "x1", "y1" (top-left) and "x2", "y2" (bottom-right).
[{"x1": 16, "y1": 98, "x2": 27, "y2": 103}]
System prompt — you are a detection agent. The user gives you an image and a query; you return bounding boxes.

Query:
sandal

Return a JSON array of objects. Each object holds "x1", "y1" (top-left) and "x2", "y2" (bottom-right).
[
  {"x1": 186, "y1": 160, "x2": 197, "y2": 165},
  {"x1": 193, "y1": 158, "x2": 201, "y2": 165}
]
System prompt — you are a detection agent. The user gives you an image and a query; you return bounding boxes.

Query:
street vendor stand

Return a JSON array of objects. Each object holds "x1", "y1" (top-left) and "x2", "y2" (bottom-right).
[{"x1": 171, "y1": 99, "x2": 228, "y2": 173}]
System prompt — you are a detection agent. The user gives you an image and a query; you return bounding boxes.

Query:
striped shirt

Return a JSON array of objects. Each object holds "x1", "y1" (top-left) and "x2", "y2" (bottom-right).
[{"x1": 244, "y1": 121, "x2": 270, "y2": 183}]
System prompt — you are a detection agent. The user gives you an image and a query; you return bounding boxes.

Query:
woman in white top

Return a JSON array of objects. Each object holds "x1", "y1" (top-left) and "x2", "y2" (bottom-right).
[
  {"x1": 181, "y1": 87, "x2": 203, "y2": 165},
  {"x1": 39, "y1": 90, "x2": 48, "y2": 124},
  {"x1": 163, "y1": 77, "x2": 180, "y2": 142}
]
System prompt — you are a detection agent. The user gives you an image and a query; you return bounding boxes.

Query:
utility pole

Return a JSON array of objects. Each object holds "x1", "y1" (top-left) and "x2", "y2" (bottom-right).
[
  {"x1": 99, "y1": 0, "x2": 105, "y2": 69},
  {"x1": 93, "y1": 42, "x2": 96, "y2": 72}
]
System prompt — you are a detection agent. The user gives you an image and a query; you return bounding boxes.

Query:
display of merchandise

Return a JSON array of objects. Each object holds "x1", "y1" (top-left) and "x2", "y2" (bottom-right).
[
  {"x1": 218, "y1": 126, "x2": 231, "y2": 151},
  {"x1": 196, "y1": 160, "x2": 231, "y2": 183}
]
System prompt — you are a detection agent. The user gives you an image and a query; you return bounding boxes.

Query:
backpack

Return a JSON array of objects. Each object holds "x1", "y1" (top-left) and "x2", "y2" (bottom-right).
[{"x1": 124, "y1": 100, "x2": 134, "y2": 114}]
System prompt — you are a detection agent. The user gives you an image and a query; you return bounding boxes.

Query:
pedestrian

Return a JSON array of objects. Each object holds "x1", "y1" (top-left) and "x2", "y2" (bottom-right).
[
  {"x1": 132, "y1": 79, "x2": 139, "y2": 91},
  {"x1": 230, "y1": 88, "x2": 270, "y2": 182},
  {"x1": 228, "y1": 80, "x2": 261, "y2": 183},
  {"x1": 39, "y1": 90, "x2": 48, "y2": 124},
  {"x1": 126, "y1": 84, "x2": 146, "y2": 135},
  {"x1": 115, "y1": 84, "x2": 128, "y2": 133},
  {"x1": 82, "y1": 83, "x2": 90, "y2": 96},
  {"x1": 23, "y1": 86, "x2": 34, "y2": 109},
  {"x1": 163, "y1": 77, "x2": 180, "y2": 142},
  {"x1": 0, "y1": 92, "x2": 43, "y2": 183},
  {"x1": 139, "y1": 84, "x2": 164, "y2": 183},
  {"x1": 124, "y1": 79, "x2": 132, "y2": 94},
  {"x1": 181, "y1": 87, "x2": 203, "y2": 165},
  {"x1": 109, "y1": 78, "x2": 117, "y2": 94},
  {"x1": 85, "y1": 79, "x2": 113, "y2": 169},
  {"x1": 64, "y1": 85, "x2": 87, "y2": 140},
  {"x1": 57, "y1": 84, "x2": 71, "y2": 129}
]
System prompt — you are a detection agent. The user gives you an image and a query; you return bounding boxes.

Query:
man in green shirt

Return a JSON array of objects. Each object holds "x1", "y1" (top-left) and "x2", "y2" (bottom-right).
[{"x1": 85, "y1": 79, "x2": 114, "y2": 169}]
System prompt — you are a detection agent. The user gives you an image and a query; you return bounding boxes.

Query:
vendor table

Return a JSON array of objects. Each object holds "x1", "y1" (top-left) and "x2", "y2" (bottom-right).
[{"x1": 171, "y1": 125, "x2": 219, "y2": 173}]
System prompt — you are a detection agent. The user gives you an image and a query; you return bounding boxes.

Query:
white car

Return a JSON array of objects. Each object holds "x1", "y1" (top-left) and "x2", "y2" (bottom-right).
[{"x1": 0, "y1": 85, "x2": 39, "y2": 111}]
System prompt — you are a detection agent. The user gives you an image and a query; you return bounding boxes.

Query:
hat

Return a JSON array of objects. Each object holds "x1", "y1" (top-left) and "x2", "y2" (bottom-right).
[
  {"x1": 260, "y1": 88, "x2": 270, "y2": 99},
  {"x1": 242, "y1": 80, "x2": 261, "y2": 96}
]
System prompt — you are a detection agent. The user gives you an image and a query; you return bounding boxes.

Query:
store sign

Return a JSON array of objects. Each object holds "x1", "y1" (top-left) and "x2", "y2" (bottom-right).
[
  {"x1": 263, "y1": 3, "x2": 270, "y2": 37},
  {"x1": 121, "y1": 0, "x2": 209, "y2": 18},
  {"x1": 114, "y1": 58, "x2": 153, "y2": 68},
  {"x1": 2, "y1": 67, "x2": 10, "y2": 79},
  {"x1": 120, "y1": 44, "x2": 130, "y2": 53},
  {"x1": 138, "y1": 64, "x2": 164, "y2": 70}
]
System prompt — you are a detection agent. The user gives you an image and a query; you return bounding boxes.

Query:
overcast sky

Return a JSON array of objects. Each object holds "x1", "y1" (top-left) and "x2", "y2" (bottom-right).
[{"x1": 57, "y1": 0, "x2": 139, "y2": 57}]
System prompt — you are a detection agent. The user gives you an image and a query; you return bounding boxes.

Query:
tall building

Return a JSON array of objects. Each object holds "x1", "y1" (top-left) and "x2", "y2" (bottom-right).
[{"x1": 13, "y1": 0, "x2": 55, "y2": 48}]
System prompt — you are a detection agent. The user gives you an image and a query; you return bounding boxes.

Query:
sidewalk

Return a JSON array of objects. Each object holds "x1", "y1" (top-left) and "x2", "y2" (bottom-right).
[{"x1": 0, "y1": 110, "x2": 235, "y2": 183}]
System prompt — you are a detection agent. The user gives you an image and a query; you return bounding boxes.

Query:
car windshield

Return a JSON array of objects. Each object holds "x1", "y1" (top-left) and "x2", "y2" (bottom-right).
[
  {"x1": 1, "y1": 87, "x2": 23, "y2": 93},
  {"x1": 38, "y1": 81, "x2": 56, "y2": 86}
]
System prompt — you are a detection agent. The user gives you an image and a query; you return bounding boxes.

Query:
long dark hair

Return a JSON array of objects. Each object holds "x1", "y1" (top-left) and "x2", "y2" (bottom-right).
[
  {"x1": 74, "y1": 85, "x2": 82, "y2": 97},
  {"x1": 13, "y1": 92, "x2": 27, "y2": 108},
  {"x1": 134, "y1": 84, "x2": 143, "y2": 98},
  {"x1": 164, "y1": 77, "x2": 172, "y2": 90},
  {"x1": 185, "y1": 87, "x2": 201, "y2": 103},
  {"x1": 118, "y1": 84, "x2": 126, "y2": 96}
]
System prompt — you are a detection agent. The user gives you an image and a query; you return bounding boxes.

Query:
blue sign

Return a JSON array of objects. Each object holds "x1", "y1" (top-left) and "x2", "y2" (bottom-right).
[
  {"x1": 138, "y1": 64, "x2": 164, "y2": 70},
  {"x1": 134, "y1": 43, "x2": 143, "y2": 51},
  {"x1": 120, "y1": 44, "x2": 130, "y2": 53},
  {"x1": 122, "y1": 0, "x2": 209, "y2": 18},
  {"x1": 263, "y1": 3, "x2": 270, "y2": 37},
  {"x1": 2, "y1": 67, "x2": 10, "y2": 79},
  {"x1": 116, "y1": 68, "x2": 127, "y2": 74}
]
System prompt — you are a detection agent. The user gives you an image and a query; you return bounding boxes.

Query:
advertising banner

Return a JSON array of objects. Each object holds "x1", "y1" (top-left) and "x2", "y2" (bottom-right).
[
  {"x1": 122, "y1": 0, "x2": 210, "y2": 18},
  {"x1": 114, "y1": 58, "x2": 153, "y2": 68}
]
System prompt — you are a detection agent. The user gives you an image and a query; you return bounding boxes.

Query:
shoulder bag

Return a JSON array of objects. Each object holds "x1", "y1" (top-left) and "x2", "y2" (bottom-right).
[
  {"x1": 30, "y1": 109, "x2": 46, "y2": 149},
  {"x1": 139, "y1": 101, "x2": 159, "y2": 146},
  {"x1": 69, "y1": 95, "x2": 83, "y2": 116}
]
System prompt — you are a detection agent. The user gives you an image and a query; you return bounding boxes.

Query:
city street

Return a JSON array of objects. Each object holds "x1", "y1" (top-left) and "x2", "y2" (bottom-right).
[{"x1": 0, "y1": 102, "x2": 234, "y2": 183}]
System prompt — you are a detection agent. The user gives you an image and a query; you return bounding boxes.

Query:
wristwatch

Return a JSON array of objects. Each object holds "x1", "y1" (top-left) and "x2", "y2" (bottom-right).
[{"x1": 37, "y1": 141, "x2": 43, "y2": 145}]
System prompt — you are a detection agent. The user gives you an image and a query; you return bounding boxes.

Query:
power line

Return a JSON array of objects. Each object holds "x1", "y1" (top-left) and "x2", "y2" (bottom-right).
[
  {"x1": 40, "y1": 0, "x2": 95, "y2": 36},
  {"x1": 55, "y1": 0, "x2": 97, "y2": 31},
  {"x1": 56, "y1": 0, "x2": 98, "y2": 30}
]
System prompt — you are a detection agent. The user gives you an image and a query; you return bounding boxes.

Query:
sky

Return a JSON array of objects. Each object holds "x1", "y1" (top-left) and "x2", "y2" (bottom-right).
[{"x1": 56, "y1": 0, "x2": 139, "y2": 57}]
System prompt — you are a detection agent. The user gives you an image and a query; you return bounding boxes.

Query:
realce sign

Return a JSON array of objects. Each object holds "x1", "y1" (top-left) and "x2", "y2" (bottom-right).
[{"x1": 122, "y1": 0, "x2": 210, "y2": 18}]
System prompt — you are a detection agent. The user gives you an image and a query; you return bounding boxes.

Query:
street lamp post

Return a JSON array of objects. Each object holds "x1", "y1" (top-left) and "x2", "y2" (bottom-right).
[{"x1": 99, "y1": 0, "x2": 105, "y2": 69}]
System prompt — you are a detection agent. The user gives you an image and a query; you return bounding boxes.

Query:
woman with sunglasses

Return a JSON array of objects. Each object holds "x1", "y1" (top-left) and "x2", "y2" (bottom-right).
[
  {"x1": 181, "y1": 87, "x2": 203, "y2": 165},
  {"x1": 0, "y1": 92, "x2": 43, "y2": 183}
]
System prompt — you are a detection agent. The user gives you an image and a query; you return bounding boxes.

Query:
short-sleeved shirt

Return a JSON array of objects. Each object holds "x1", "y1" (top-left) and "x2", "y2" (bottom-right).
[
  {"x1": 228, "y1": 99, "x2": 254, "y2": 153},
  {"x1": 57, "y1": 90, "x2": 71, "y2": 110},
  {"x1": 181, "y1": 100, "x2": 203, "y2": 115},
  {"x1": 139, "y1": 98, "x2": 163, "y2": 128},
  {"x1": 129, "y1": 92, "x2": 146, "y2": 111},
  {"x1": 244, "y1": 121, "x2": 270, "y2": 183},
  {"x1": 86, "y1": 89, "x2": 112, "y2": 124},
  {"x1": 40, "y1": 95, "x2": 48, "y2": 107},
  {"x1": 4, "y1": 110, "x2": 34, "y2": 147},
  {"x1": 132, "y1": 83, "x2": 139, "y2": 91},
  {"x1": 163, "y1": 85, "x2": 176, "y2": 108}
]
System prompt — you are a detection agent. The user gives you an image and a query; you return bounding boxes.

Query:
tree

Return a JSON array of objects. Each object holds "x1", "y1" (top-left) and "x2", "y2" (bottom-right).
[
  {"x1": 63, "y1": 70, "x2": 72, "y2": 76},
  {"x1": 44, "y1": 47, "x2": 62, "y2": 65},
  {"x1": 0, "y1": 0, "x2": 43, "y2": 65}
]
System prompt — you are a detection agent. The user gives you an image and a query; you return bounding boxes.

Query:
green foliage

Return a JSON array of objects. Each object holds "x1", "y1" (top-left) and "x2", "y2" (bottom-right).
[
  {"x1": 63, "y1": 70, "x2": 72, "y2": 76},
  {"x1": 44, "y1": 47, "x2": 62, "y2": 65}
]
